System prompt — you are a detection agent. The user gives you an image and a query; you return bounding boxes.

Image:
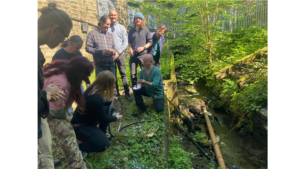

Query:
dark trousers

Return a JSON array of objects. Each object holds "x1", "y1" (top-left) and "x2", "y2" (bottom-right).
[
  {"x1": 74, "y1": 125, "x2": 110, "y2": 153},
  {"x1": 129, "y1": 55, "x2": 144, "y2": 87},
  {"x1": 74, "y1": 103, "x2": 111, "y2": 153},
  {"x1": 133, "y1": 87, "x2": 164, "y2": 112},
  {"x1": 115, "y1": 53, "x2": 130, "y2": 95},
  {"x1": 95, "y1": 65, "x2": 116, "y2": 76}
]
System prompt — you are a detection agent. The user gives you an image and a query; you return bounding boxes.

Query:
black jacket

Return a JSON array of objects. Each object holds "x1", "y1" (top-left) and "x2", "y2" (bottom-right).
[{"x1": 38, "y1": 46, "x2": 49, "y2": 138}]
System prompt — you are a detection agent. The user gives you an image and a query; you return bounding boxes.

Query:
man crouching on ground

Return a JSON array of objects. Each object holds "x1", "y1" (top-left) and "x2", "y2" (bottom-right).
[{"x1": 133, "y1": 54, "x2": 164, "y2": 116}]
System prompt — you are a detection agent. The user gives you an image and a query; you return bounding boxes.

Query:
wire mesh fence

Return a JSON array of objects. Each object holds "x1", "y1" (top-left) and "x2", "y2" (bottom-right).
[{"x1": 217, "y1": 1, "x2": 268, "y2": 32}]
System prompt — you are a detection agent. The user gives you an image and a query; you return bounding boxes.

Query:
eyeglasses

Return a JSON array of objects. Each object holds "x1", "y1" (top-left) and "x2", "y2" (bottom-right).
[{"x1": 58, "y1": 27, "x2": 69, "y2": 41}]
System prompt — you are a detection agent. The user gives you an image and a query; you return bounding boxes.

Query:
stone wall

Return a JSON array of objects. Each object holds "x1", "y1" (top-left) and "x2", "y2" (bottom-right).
[
  {"x1": 38, "y1": 0, "x2": 99, "y2": 63},
  {"x1": 38, "y1": 0, "x2": 158, "y2": 64}
]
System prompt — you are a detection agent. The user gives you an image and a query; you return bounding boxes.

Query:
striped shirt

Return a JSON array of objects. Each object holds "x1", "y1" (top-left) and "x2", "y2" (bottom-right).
[
  {"x1": 85, "y1": 27, "x2": 116, "y2": 66},
  {"x1": 138, "y1": 66, "x2": 164, "y2": 99}
]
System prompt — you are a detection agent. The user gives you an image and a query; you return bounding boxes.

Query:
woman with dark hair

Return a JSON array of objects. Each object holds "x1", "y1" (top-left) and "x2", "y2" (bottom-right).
[
  {"x1": 52, "y1": 35, "x2": 90, "y2": 116},
  {"x1": 71, "y1": 70, "x2": 123, "y2": 154},
  {"x1": 128, "y1": 12, "x2": 152, "y2": 87},
  {"x1": 43, "y1": 56, "x2": 93, "y2": 169},
  {"x1": 53, "y1": 35, "x2": 84, "y2": 61},
  {"x1": 38, "y1": 2, "x2": 72, "y2": 169}
]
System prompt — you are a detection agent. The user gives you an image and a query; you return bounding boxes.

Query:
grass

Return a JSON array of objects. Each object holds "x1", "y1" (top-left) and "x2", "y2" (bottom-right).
[
  {"x1": 52, "y1": 94, "x2": 170, "y2": 169},
  {"x1": 84, "y1": 95, "x2": 169, "y2": 169}
]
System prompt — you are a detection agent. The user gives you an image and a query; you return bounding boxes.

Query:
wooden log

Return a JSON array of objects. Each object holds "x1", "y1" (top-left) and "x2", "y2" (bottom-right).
[{"x1": 201, "y1": 100, "x2": 226, "y2": 169}]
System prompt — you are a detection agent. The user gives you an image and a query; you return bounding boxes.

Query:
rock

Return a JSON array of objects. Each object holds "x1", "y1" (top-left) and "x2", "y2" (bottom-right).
[
  {"x1": 220, "y1": 142, "x2": 226, "y2": 146},
  {"x1": 184, "y1": 86, "x2": 198, "y2": 94},
  {"x1": 197, "y1": 138, "x2": 210, "y2": 148},
  {"x1": 259, "y1": 107, "x2": 268, "y2": 121},
  {"x1": 188, "y1": 105, "x2": 202, "y2": 114},
  {"x1": 208, "y1": 135, "x2": 220, "y2": 144}
]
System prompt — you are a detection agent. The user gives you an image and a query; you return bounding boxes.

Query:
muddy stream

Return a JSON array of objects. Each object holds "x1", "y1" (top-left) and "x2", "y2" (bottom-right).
[{"x1": 169, "y1": 79, "x2": 267, "y2": 169}]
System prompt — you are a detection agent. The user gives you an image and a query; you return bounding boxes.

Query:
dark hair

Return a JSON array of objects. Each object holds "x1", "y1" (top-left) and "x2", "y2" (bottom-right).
[
  {"x1": 38, "y1": 3, "x2": 73, "y2": 31},
  {"x1": 98, "y1": 15, "x2": 110, "y2": 26},
  {"x1": 60, "y1": 35, "x2": 83, "y2": 48},
  {"x1": 43, "y1": 56, "x2": 94, "y2": 114}
]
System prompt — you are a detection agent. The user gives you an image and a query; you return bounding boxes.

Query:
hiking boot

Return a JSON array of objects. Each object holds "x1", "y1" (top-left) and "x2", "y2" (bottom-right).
[
  {"x1": 133, "y1": 109, "x2": 146, "y2": 117},
  {"x1": 125, "y1": 93, "x2": 133, "y2": 102}
]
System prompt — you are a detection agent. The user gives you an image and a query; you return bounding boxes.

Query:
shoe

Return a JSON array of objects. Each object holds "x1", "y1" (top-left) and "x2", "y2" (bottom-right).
[
  {"x1": 125, "y1": 93, "x2": 133, "y2": 102},
  {"x1": 133, "y1": 109, "x2": 146, "y2": 117},
  {"x1": 106, "y1": 133, "x2": 112, "y2": 140}
]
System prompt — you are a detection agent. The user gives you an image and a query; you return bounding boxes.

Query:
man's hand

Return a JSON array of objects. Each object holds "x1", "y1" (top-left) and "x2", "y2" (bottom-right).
[
  {"x1": 130, "y1": 48, "x2": 134, "y2": 57},
  {"x1": 86, "y1": 84, "x2": 90, "y2": 88},
  {"x1": 102, "y1": 50, "x2": 110, "y2": 56},
  {"x1": 138, "y1": 79, "x2": 146, "y2": 84},
  {"x1": 136, "y1": 47, "x2": 145, "y2": 53},
  {"x1": 108, "y1": 49, "x2": 115, "y2": 55},
  {"x1": 114, "y1": 97, "x2": 118, "y2": 101},
  {"x1": 116, "y1": 115, "x2": 123, "y2": 121},
  {"x1": 114, "y1": 52, "x2": 119, "y2": 60}
]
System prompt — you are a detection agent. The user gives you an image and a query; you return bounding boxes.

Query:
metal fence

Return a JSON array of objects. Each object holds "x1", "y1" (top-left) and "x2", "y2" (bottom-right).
[{"x1": 217, "y1": 1, "x2": 268, "y2": 33}]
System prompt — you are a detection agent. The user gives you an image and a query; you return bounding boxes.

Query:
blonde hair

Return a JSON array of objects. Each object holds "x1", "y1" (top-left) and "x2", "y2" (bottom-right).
[
  {"x1": 133, "y1": 19, "x2": 145, "y2": 28},
  {"x1": 88, "y1": 71, "x2": 115, "y2": 102}
]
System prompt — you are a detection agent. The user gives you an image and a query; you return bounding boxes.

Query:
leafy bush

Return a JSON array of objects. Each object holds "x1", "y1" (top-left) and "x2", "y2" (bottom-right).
[{"x1": 168, "y1": 135, "x2": 195, "y2": 169}]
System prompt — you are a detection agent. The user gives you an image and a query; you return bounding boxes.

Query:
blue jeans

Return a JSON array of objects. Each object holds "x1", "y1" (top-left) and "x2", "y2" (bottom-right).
[{"x1": 95, "y1": 65, "x2": 116, "y2": 76}]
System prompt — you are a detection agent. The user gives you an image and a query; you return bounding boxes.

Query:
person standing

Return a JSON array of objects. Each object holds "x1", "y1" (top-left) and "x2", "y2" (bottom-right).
[
  {"x1": 107, "y1": 9, "x2": 133, "y2": 102},
  {"x1": 133, "y1": 54, "x2": 164, "y2": 116},
  {"x1": 148, "y1": 25, "x2": 167, "y2": 88},
  {"x1": 38, "y1": 3, "x2": 71, "y2": 169},
  {"x1": 85, "y1": 15, "x2": 118, "y2": 76},
  {"x1": 128, "y1": 12, "x2": 152, "y2": 87},
  {"x1": 148, "y1": 25, "x2": 167, "y2": 70}
]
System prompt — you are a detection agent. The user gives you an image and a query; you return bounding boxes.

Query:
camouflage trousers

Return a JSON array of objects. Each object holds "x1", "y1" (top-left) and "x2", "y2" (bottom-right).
[{"x1": 47, "y1": 115, "x2": 87, "y2": 169}]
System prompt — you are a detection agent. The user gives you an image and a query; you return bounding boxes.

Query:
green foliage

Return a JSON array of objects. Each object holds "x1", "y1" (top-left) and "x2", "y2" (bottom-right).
[
  {"x1": 168, "y1": 135, "x2": 195, "y2": 169},
  {"x1": 191, "y1": 131, "x2": 206, "y2": 141},
  {"x1": 86, "y1": 105, "x2": 169, "y2": 168},
  {"x1": 160, "y1": 49, "x2": 173, "y2": 80}
]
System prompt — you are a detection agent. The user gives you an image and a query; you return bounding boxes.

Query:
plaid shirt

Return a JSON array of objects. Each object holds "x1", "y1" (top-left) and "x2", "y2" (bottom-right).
[{"x1": 85, "y1": 27, "x2": 116, "y2": 66}]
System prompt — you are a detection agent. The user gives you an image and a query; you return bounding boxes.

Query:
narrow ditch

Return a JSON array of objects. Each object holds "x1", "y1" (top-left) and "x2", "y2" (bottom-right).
[{"x1": 169, "y1": 79, "x2": 267, "y2": 169}]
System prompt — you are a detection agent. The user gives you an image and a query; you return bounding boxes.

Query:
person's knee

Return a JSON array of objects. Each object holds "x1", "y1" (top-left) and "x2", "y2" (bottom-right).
[
  {"x1": 94, "y1": 140, "x2": 110, "y2": 152},
  {"x1": 156, "y1": 106, "x2": 164, "y2": 113}
]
